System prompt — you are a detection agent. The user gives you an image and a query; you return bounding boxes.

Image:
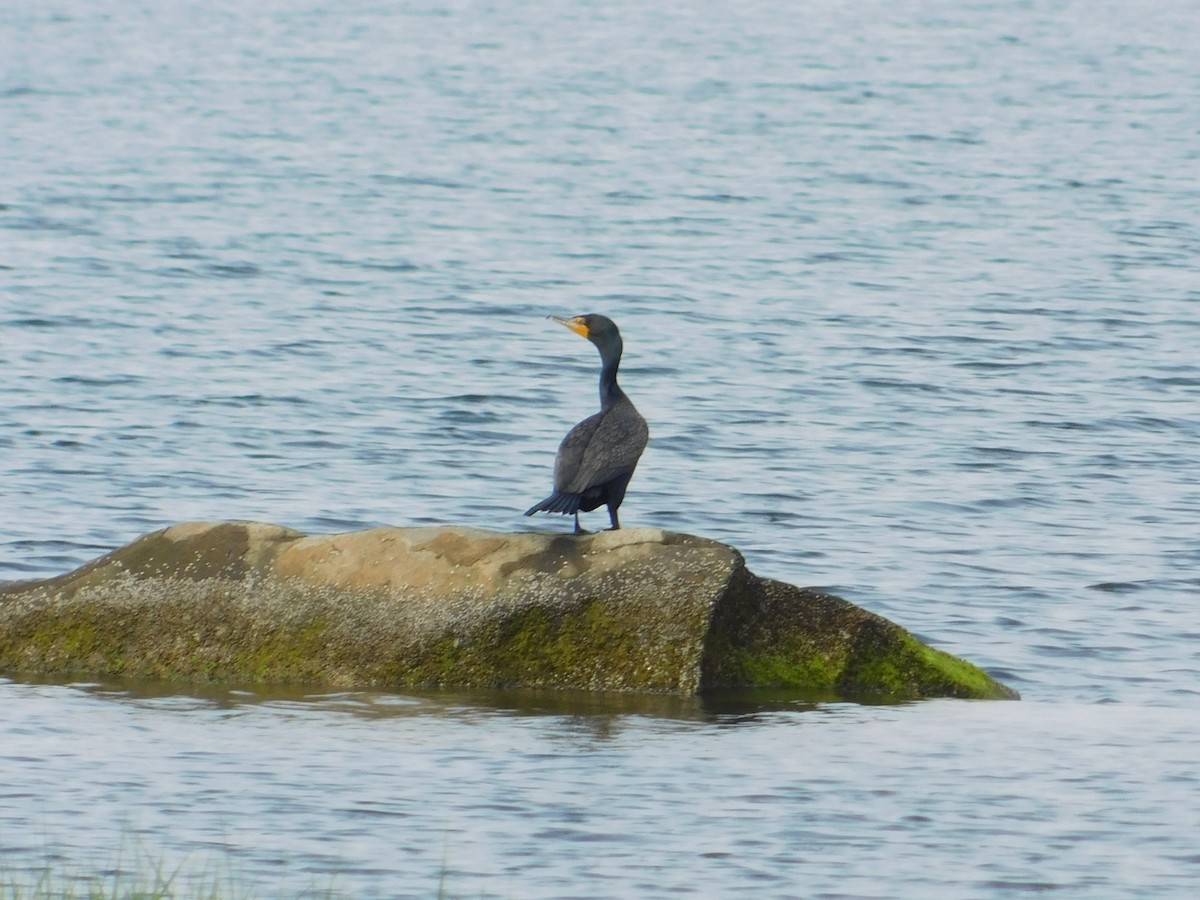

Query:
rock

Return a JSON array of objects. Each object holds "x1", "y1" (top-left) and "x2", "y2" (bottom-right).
[{"x1": 0, "y1": 522, "x2": 1017, "y2": 700}]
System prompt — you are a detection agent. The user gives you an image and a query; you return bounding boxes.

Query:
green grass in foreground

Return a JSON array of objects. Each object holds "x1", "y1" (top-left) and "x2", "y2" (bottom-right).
[
  {"x1": 0, "y1": 857, "x2": 344, "y2": 900},
  {"x1": 1, "y1": 863, "x2": 244, "y2": 900}
]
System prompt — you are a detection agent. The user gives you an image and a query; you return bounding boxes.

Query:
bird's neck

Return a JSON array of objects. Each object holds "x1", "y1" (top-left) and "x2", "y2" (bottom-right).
[{"x1": 599, "y1": 356, "x2": 624, "y2": 409}]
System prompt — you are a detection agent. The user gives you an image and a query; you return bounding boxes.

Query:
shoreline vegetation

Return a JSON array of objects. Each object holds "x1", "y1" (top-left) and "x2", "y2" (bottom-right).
[{"x1": 0, "y1": 858, "x2": 342, "y2": 900}]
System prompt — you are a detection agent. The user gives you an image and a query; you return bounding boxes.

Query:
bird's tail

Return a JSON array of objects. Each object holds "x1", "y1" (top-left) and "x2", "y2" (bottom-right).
[{"x1": 524, "y1": 491, "x2": 581, "y2": 516}]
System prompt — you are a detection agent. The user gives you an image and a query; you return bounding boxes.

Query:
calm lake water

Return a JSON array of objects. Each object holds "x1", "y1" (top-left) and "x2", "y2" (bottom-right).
[{"x1": 2, "y1": 0, "x2": 1199, "y2": 896}]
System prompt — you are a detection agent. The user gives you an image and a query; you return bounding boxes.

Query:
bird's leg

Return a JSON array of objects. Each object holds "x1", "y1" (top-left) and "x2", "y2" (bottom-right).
[
  {"x1": 573, "y1": 512, "x2": 589, "y2": 535},
  {"x1": 607, "y1": 506, "x2": 621, "y2": 530}
]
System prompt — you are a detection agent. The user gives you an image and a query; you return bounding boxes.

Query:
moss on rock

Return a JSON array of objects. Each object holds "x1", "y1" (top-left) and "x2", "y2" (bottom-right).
[
  {"x1": 699, "y1": 568, "x2": 1015, "y2": 699},
  {"x1": 0, "y1": 521, "x2": 1017, "y2": 700}
]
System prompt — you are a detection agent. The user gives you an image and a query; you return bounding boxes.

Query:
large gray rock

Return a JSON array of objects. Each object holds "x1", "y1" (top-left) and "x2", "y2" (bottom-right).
[{"x1": 0, "y1": 522, "x2": 1016, "y2": 699}]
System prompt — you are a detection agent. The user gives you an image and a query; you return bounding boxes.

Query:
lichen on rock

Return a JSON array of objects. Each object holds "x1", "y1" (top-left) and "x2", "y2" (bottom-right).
[{"x1": 0, "y1": 521, "x2": 1017, "y2": 700}]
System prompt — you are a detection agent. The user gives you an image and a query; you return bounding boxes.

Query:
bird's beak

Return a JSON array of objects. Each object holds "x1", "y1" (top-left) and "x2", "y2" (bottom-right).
[{"x1": 548, "y1": 315, "x2": 589, "y2": 338}]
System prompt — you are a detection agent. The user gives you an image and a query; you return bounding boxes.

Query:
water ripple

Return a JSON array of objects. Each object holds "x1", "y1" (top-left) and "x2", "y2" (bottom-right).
[{"x1": 3, "y1": 0, "x2": 1200, "y2": 894}]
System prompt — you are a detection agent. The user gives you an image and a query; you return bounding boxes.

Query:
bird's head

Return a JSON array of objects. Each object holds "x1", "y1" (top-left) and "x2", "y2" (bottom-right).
[{"x1": 547, "y1": 314, "x2": 620, "y2": 348}]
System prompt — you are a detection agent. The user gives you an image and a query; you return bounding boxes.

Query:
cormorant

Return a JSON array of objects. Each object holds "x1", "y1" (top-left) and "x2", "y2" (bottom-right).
[{"x1": 524, "y1": 314, "x2": 649, "y2": 534}]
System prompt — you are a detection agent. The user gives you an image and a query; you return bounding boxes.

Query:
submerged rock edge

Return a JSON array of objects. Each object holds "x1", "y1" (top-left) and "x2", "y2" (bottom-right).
[{"x1": 0, "y1": 521, "x2": 1017, "y2": 700}]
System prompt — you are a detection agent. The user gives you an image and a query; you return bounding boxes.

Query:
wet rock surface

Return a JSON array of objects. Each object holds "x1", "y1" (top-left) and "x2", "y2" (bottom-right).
[{"x1": 0, "y1": 522, "x2": 1017, "y2": 699}]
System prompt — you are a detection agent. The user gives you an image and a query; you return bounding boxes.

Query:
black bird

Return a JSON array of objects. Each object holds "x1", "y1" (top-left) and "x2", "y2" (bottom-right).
[{"x1": 525, "y1": 314, "x2": 649, "y2": 534}]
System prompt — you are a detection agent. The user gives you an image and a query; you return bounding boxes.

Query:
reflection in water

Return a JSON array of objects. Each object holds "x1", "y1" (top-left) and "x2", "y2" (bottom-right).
[{"x1": 44, "y1": 675, "x2": 839, "y2": 725}]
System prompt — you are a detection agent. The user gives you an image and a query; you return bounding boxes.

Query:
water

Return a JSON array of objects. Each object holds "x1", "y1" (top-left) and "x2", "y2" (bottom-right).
[
  {"x1": 2, "y1": 0, "x2": 1199, "y2": 895},
  {"x1": 4, "y1": 682, "x2": 1199, "y2": 898}
]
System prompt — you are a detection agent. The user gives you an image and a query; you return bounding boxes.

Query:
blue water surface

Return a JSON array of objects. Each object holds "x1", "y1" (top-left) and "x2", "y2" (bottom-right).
[{"x1": 2, "y1": 0, "x2": 1199, "y2": 896}]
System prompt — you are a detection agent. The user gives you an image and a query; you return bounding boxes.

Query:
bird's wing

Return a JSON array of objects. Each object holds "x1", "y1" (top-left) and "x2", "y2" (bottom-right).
[
  {"x1": 552, "y1": 412, "x2": 603, "y2": 492},
  {"x1": 554, "y1": 405, "x2": 648, "y2": 495}
]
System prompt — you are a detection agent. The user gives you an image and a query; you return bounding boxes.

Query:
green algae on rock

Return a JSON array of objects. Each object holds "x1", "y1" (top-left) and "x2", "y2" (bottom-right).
[{"x1": 0, "y1": 522, "x2": 1017, "y2": 700}]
